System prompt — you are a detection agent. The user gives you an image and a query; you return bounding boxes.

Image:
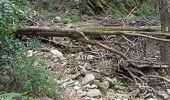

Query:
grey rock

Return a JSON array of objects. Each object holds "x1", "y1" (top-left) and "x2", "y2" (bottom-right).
[
  {"x1": 62, "y1": 79, "x2": 74, "y2": 87},
  {"x1": 77, "y1": 90, "x2": 87, "y2": 97},
  {"x1": 73, "y1": 85, "x2": 81, "y2": 90},
  {"x1": 167, "y1": 89, "x2": 170, "y2": 95},
  {"x1": 82, "y1": 74, "x2": 95, "y2": 85},
  {"x1": 50, "y1": 49, "x2": 65, "y2": 60},
  {"x1": 158, "y1": 93, "x2": 169, "y2": 100},
  {"x1": 87, "y1": 89, "x2": 102, "y2": 97},
  {"x1": 54, "y1": 16, "x2": 61, "y2": 22},
  {"x1": 71, "y1": 72, "x2": 81, "y2": 79},
  {"x1": 83, "y1": 97, "x2": 92, "y2": 100},
  {"x1": 146, "y1": 98, "x2": 158, "y2": 100}
]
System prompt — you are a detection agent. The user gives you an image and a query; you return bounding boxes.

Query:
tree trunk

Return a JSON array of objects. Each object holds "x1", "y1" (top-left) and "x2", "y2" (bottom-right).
[{"x1": 160, "y1": 0, "x2": 170, "y2": 65}]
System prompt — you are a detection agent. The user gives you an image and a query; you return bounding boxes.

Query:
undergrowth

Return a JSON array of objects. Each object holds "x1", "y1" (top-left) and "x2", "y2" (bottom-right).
[{"x1": 0, "y1": 0, "x2": 61, "y2": 99}]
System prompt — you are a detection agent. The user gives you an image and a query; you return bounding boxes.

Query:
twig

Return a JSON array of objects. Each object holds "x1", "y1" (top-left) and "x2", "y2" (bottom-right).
[
  {"x1": 75, "y1": 38, "x2": 139, "y2": 68},
  {"x1": 142, "y1": 75, "x2": 170, "y2": 83}
]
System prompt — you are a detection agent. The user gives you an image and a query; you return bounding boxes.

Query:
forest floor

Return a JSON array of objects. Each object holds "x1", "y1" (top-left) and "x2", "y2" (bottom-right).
[{"x1": 27, "y1": 8, "x2": 170, "y2": 100}]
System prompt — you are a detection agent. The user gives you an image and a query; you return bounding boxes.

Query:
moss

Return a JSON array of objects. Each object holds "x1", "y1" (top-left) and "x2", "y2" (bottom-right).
[{"x1": 94, "y1": 80, "x2": 109, "y2": 94}]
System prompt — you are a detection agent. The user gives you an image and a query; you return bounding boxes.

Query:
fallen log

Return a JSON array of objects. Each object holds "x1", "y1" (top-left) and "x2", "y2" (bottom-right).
[
  {"x1": 84, "y1": 26, "x2": 161, "y2": 32},
  {"x1": 13, "y1": 26, "x2": 169, "y2": 68},
  {"x1": 14, "y1": 26, "x2": 170, "y2": 42}
]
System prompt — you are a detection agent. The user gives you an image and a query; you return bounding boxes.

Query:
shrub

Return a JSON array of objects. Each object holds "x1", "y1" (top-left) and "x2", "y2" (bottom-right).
[
  {"x1": 0, "y1": 0, "x2": 61, "y2": 98},
  {"x1": 136, "y1": 2, "x2": 154, "y2": 16}
]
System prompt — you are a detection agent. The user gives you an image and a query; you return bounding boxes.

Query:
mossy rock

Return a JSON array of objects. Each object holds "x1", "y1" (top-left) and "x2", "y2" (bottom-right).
[{"x1": 94, "y1": 80, "x2": 109, "y2": 94}]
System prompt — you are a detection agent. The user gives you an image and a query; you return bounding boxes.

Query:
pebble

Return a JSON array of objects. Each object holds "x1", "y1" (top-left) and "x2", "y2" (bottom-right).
[
  {"x1": 87, "y1": 89, "x2": 102, "y2": 97},
  {"x1": 73, "y1": 85, "x2": 81, "y2": 90},
  {"x1": 158, "y1": 93, "x2": 169, "y2": 100},
  {"x1": 77, "y1": 90, "x2": 87, "y2": 97},
  {"x1": 71, "y1": 72, "x2": 81, "y2": 79},
  {"x1": 82, "y1": 74, "x2": 95, "y2": 85},
  {"x1": 27, "y1": 50, "x2": 33, "y2": 57},
  {"x1": 50, "y1": 49, "x2": 65, "y2": 60},
  {"x1": 167, "y1": 89, "x2": 170, "y2": 95}
]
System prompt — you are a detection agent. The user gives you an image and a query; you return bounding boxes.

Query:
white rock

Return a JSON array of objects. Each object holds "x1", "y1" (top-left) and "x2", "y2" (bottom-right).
[
  {"x1": 27, "y1": 50, "x2": 33, "y2": 57},
  {"x1": 84, "y1": 84, "x2": 91, "y2": 88},
  {"x1": 63, "y1": 79, "x2": 74, "y2": 87},
  {"x1": 71, "y1": 72, "x2": 81, "y2": 79},
  {"x1": 82, "y1": 74, "x2": 95, "y2": 85},
  {"x1": 87, "y1": 55, "x2": 95, "y2": 60},
  {"x1": 77, "y1": 90, "x2": 87, "y2": 97},
  {"x1": 73, "y1": 86, "x2": 81, "y2": 90},
  {"x1": 90, "y1": 84, "x2": 97, "y2": 89},
  {"x1": 55, "y1": 16, "x2": 61, "y2": 21},
  {"x1": 167, "y1": 89, "x2": 170, "y2": 95},
  {"x1": 50, "y1": 49, "x2": 65, "y2": 60},
  {"x1": 158, "y1": 93, "x2": 169, "y2": 100},
  {"x1": 75, "y1": 81, "x2": 80, "y2": 85},
  {"x1": 87, "y1": 89, "x2": 102, "y2": 97},
  {"x1": 146, "y1": 98, "x2": 158, "y2": 100}
]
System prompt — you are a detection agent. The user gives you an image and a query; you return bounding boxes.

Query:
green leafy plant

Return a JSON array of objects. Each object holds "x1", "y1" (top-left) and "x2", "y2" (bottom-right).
[
  {"x1": 136, "y1": 2, "x2": 154, "y2": 16},
  {"x1": 0, "y1": 92, "x2": 32, "y2": 100},
  {"x1": 0, "y1": 0, "x2": 33, "y2": 25},
  {"x1": 112, "y1": 77, "x2": 128, "y2": 92},
  {"x1": 61, "y1": 15, "x2": 81, "y2": 24},
  {"x1": 0, "y1": 0, "x2": 61, "y2": 98}
]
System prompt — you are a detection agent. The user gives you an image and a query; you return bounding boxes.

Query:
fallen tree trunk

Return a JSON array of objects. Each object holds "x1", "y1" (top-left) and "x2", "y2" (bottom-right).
[
  {"x1": 14, "y1": 26, "x2": 170, "y2": 42},
  {"x1": 13, "y1": 26, "x2": 170, "y2": 68},
  {"x1": 85, "y1": 26, "x2": 161, "y2": 32}
]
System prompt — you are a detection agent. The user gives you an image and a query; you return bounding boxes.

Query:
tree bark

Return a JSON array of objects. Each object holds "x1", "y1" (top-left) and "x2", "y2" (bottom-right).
[{"x1": 159, "y1": 0, "x2": 170, "y2": 65}]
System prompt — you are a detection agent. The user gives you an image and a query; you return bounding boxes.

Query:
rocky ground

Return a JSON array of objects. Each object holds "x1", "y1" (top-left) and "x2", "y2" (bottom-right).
[{"x1": 26, "y1": 10, "x2": 170, "y2": 99}]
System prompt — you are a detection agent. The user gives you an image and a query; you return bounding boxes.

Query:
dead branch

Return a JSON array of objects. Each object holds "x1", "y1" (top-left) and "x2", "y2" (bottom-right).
[
  {"x1": 142, "y1": 75, "x2": 170, "y2": 83},
  {"x1": 75, "y1": 38, "x2": 138, "y2": 68},
  {"x1": 86, "y1": 26, "x2": 161, "y2": 32}
]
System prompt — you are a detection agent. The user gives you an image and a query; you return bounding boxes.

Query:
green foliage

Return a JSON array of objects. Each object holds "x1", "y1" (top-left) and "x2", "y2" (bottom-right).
[
  {"x1": 80, "y1": 0, "x2": 155, "y2": 17},
  {"x1": 0, "y1": 0, "x2": 32, "y2": 25},
  {"x1": 11, "y1": 55, "x2": 58, "y2": 97},
  {"x1": 31, "y1": 0, "x2": 61, "y2": 12},
  {"x1": 80, "y1": 0, "x2": 107, "y2": 15},
  {"x1": 136, "y1": 2, "x2": 154, "y2": 16},
  {"x1": 0, "y1": 35, "x2": 60, "y2": 97},
  {"x1": 61, "y1": 15, "x2": 81, "y2": 24},
  {"x1": 27, "y1": 38, "x2": 41, "y2": 49},
  {"x1": 67, "y1": 47, "x2": 82, "y2": 53},
  {"x1": 0, "y1": 0, "x2": 61, "y2": 98},
  {"x1": 112, "y1": 77, "x2": 127, "y2": 92},
  {"x1": 0, "y1": 92, "x2": 32, "y2": 100}
]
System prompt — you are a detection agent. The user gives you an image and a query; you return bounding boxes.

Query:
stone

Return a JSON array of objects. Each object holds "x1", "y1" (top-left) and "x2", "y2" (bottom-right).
[
  {"x1": 90, "y1": 84, "x2": 97, "y2": 89},
  {"x1": 50, "y1": 49, "x2": 65, "y2": 60},
  {"x1": 71, "y1": 72, "x2": 81, "y2": 79},
  {"x1": 167, "y1": 89, "x2": 170, "y2": 95},
  {"x1": 116, "y1": 98, "x2": 128, "y2": 100},
  {"x1": 83, "y1": 97, "x2": 92, "y2": 100},
  {"x1": 62, "y1": 79, "x2": 74, "y2": 87},
  {"x1": 75, "y1": 81, "x2": 80, "y2": 85},
  {"x1": 87, "y1": 55, "x2": 95, "y2": 60},
  {"x1": 94, "y1": 80, "x2": 109, "y2": 94},
  {"x1": 54, "y1": 16, "x2": 61, "y2": 22},
  {"x1": 158, "y1": 93, "x2": 169, "y2": 100},
  {"x1": 73, "y1": 86, "x2": 81, "y2": 90},
  {"x1": 78, "y1": 90, "x2": 87, "y2": 97},
  {"x1": 93, "y1": 72, "x2": 103, "y2": 80},
  {"x1": 27, "y1": 50, "x2": 33, "y2": 57},
  {"x1": 87, "y1": 89, "x2": 102, "y2": 97},
  {"x1": 82, "y1": 74, "x2": 95, "y2": 85},
  {"x1": 146, "y1": 98, "x2": 158, "y2": 100},
  {"x1": 79, "y1": 63, "x2": 90, "y2": 71}
]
